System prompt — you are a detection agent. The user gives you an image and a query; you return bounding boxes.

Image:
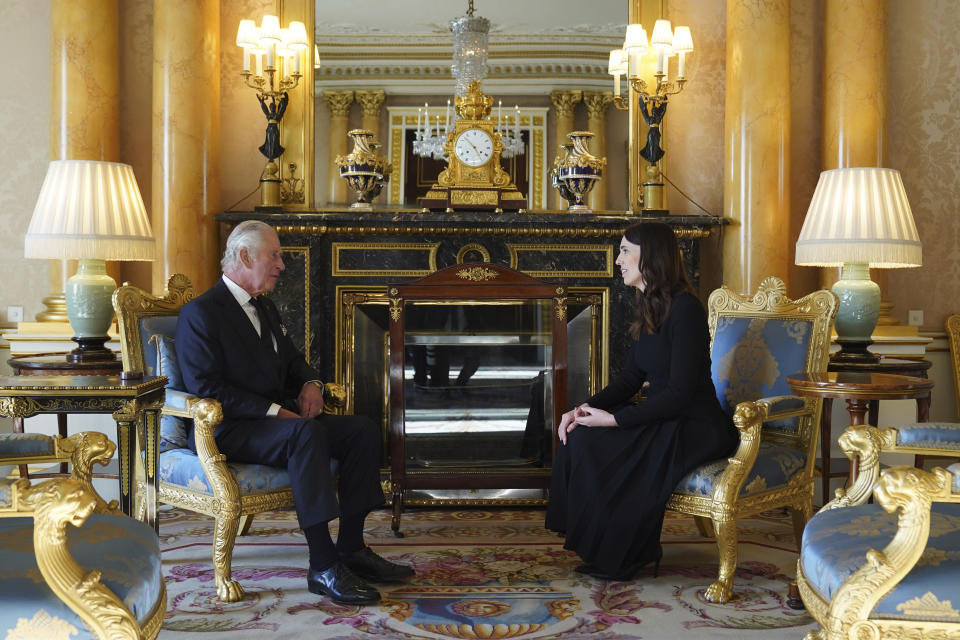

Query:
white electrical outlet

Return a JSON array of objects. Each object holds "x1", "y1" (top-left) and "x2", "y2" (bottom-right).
[
  {"x1": 6, "y1": 306, "x2": 23, "y2": 323},
  {"x1": 908, "y1": 309, "x2": 924, "y2": 326}
]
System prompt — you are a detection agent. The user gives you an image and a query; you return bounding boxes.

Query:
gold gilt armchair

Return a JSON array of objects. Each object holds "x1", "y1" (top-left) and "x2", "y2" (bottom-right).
[
  {"x1": 113, "y1": 274, "x2": 344, "y2": 602},
  {"x1": 665, "y1": 276, "x2": 837, "y2": 603},
  {"x1": 0, "y1": 431, "x2": 165, "y2": 640},
  {"x1": 797, "y1": 422, "x2": 960, "y2": 639}
]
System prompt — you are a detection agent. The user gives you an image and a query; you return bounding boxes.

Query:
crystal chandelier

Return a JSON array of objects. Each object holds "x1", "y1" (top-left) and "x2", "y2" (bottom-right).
[{"x1": 413, "y1": 1, "x2": 525, "y2": 161}]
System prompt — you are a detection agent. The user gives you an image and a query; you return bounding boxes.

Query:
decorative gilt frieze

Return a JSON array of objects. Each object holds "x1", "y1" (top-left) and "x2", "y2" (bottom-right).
[
  {"x1": 550, "y1": 90, "x2": 583, "y2": 118},
  {"x1": 389, "y1": 298, "x2": 402, "y2": 322},
  {"x1": 456, "y1": 266, "x2": 499, "y2": 281},
  {"x1": 583, "y1": 91, "x2": 614, "y2": 119},
  {"x1": 323, "y1": 90, "x2": 355, "y2": 117},
  {"x1": 355, "y1": 90, "x2": 386, "y2": 117},
  {"x1": 274, "y1": 224, "x2": 712, "y2": 239}
]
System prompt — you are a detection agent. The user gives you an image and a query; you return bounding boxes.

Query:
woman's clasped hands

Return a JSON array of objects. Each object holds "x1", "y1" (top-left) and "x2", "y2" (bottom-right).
[{"x1": 557, "y1": 404, "x2": 617, "y2": 444}]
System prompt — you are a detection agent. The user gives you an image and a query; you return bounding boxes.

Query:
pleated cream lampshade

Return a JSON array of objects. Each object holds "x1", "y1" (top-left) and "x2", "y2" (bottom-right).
[
  {"x1": 795, "y1": 167, "x2": 921, "y2": 269},
  {"x1": 795, "y1": 167, "x2": 921, "y2": 363},
  {"x1": 24, "y1": 160, "x2": 154, "y2": 362}
]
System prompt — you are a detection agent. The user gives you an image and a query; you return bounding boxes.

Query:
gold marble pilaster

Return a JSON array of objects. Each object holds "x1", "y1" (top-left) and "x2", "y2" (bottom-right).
[
  {"x1": 43, "y1": 0, "x2": 121, "y2": 322},
  {"x1": 279, "y1": 0, "x2": 315, "y2": 209},
  {"x1": 723, "y1": 0, "x2": 791, "y2": 295},
  {"x1": 821, "y1": 0, "x2": 890, "y2": 305},
  {"x1": 152, "y1": 0, "x2": 220, "y2": 295},
  {"x1": 583, "y1": 91, "x2": 614, "y2": 211},
  {"x1": 550, "y1": 90, "x2": 582, "y2": 210},
  {"x1": 323, "y1": 90, "x2": 355, "y2": 205}
]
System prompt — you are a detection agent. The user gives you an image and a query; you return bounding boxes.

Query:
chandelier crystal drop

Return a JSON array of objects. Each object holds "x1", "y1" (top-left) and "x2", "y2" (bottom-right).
[{"x1": 449, "y1": 0, "x2": 490, "y2": 97}]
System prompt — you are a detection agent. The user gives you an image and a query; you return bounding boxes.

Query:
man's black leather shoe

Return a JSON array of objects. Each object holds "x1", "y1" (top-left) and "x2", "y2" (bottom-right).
[
  {"x1": 342, "y1": 546, "x2": 415, "y2": 582},
  {"x1": 307, "y1": 562, "x2": 381, "y2": 605}
]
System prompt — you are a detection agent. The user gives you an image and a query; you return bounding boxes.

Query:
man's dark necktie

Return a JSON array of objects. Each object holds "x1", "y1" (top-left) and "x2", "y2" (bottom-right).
[{"x1": 250, "y1": 296, "x2": 276, "y2": 352}]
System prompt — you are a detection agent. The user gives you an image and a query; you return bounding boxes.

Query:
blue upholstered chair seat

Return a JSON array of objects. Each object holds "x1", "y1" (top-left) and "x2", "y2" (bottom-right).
[
  {"x1": 802, "y1": 501, "x2": 960, "y2": 621},
  {"x1": 674, "y1": 441, "x2": 807, "y2": 497},
  {"x1": 158, "y1": 448, "x2": 291, "y2": 495},
  {"x1": 0, "y1": 513, "x2": 162, "y2": 637},
  {"x1": 0, "y1": 478, "x2": 12, "y2": 508},
  {"x1": 0, "y1": 433, "x2": 55, "y2": 457},
  {"x1": 896, "y1": 423, "x2": 960, "y2": 451}
]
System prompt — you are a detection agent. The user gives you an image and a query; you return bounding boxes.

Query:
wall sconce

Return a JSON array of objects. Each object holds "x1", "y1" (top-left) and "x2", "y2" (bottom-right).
[
  {"x1": 610, "y1": 20, "x2": 693, "y2": 214},
  {"x1": 796, "y1": 167, "x2": 922, "y2": 363},
  {"x1": 236, "y1": 16, "x2": 310, "y2": 209},
  {"x1": 24, "y1": 161, "x2": 155, "y2": 362}
]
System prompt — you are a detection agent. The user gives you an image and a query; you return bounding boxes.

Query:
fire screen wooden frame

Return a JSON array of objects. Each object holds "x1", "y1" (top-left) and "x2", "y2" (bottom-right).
[{"x1": 387, "y1": 264, "x2": 568, "y2": 536}]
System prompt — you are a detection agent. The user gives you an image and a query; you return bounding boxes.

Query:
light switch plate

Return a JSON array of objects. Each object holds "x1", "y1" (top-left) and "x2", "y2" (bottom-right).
[
  {"x1": 6, "y1": 306, "x2": 22, "y2": 323},
  {"x1": 908, "y1": 309, "x2": 924, "y2": 326}
]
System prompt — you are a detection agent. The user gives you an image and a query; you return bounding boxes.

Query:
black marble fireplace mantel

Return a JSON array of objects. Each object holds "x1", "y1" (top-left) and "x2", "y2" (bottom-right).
[{"x1": 217, "y1": 208, "x2": 725, "y2": 397}]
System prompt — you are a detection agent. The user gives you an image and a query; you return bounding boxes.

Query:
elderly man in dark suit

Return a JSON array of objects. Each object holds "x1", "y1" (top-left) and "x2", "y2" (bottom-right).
[{"x1": 175, "y1": 220, "x2": 413, "y2": 605}]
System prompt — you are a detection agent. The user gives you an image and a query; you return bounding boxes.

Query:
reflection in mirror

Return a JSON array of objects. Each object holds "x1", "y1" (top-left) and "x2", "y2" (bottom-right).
[{"x1": 402, "y1": 300, "x2": 554, "y2": 471}]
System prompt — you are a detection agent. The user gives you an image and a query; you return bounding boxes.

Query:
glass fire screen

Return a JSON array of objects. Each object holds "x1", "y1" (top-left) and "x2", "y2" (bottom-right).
[{"x1": 402, "y1": 299, "x2": 555, "y2": 470}]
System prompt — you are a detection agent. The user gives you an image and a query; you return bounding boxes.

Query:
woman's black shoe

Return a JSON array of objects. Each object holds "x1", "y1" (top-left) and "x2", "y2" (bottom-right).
[{"x1": 574, "y1": 551, "x2": 662, "y2": 581}]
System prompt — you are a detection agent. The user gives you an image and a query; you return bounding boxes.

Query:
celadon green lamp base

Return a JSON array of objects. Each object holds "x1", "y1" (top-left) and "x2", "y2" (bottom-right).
[
  {"x1": 830, "y1": 262, "x2": 881, "y2": 364},
  {"x1": 65, "y1": 258, "x2": 117, "y2": 363}
]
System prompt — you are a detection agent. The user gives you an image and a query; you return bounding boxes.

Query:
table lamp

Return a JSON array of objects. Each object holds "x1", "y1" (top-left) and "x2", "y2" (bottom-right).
[
  {"x1": 795, "y1": 167, "x2": 921, "y2": 363},
  {"x1": 24, "y1": 160, "x2": 155, "y2": 363}
]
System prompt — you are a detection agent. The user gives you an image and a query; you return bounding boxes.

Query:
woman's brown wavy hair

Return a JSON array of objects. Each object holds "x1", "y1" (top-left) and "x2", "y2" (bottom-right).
[{"x1": 624, "y1": 221, "x2": 695, "y2": 338}]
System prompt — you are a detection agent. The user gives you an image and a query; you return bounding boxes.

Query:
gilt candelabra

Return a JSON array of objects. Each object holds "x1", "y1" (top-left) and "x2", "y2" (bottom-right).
[
  {"x1": 610, "y1": 20, "x2": 693, "y2": 214},
  {"x1": 236, "y1": 15, "x2": 309, "y2": 209}
]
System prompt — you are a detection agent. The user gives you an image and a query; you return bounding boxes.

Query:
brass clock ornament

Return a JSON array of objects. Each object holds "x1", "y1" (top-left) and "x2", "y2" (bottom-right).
[{"x1": 418, "y1": 81, "x2": 527, "y2": 212}]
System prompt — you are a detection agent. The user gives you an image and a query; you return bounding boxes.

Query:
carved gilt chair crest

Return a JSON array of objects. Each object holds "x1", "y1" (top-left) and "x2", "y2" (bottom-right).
[{"x1": 665, "y1": 276, "x2": 837, "y2": 603}]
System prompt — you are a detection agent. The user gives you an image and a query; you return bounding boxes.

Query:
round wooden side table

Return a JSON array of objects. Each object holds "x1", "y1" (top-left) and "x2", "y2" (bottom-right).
[
  {"x1": 7, "y1": 353, "x2": 123, "y2": 478},
  {"x1": 787, "y1": 371, "x2": 934, "y2": 491}
]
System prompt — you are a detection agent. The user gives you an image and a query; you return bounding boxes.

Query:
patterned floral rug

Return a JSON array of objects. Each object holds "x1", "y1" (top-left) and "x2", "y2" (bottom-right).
[{"x1": 158, "y1": 507, "x2": 817, "y2": 639}]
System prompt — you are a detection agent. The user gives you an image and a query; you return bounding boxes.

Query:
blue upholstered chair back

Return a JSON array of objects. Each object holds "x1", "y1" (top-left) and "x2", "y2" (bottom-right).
[{"x1": 710, "y1": 316, "x2": 812, "y2": 432}]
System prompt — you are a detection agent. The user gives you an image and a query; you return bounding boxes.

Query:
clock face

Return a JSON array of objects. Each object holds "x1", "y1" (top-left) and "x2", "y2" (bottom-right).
[{"x1": 454, "y1": 129, "x2": 494, "y2": 167}]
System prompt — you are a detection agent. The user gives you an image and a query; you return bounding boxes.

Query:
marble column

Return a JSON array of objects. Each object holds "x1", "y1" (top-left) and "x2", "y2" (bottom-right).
[
  {"x1": 550, "y1": 90, "x2": 583, "y2": 210},
  {"x1": 323, "y1": 90, "x2": 355, "y2": 205},
  {"x1": 583, "y1": 91, "x2": 614, "y2": 211},
  {"x1": 821, "y1": 0, "x2": 890, "y2": 308},
  {"x1": 42, "y1": 0, "x2": 120, "y2": 321},
  {"x1": 152, "y1": 0, "x2": 220, "y2": 295},
  {"x1": 722, "y1": 0, "x2": 791, "y2": 295}
]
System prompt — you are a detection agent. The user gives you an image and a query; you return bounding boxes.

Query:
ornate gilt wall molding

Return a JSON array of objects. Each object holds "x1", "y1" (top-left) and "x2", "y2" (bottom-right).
[{"x1": 275, "y1": 224, "x2": 712, "y2": 239}]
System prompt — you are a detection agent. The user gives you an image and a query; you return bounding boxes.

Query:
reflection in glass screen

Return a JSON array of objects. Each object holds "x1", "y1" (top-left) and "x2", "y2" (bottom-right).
[{"x1": 403, "y1": 300, "x2": 553, "y2": 470}]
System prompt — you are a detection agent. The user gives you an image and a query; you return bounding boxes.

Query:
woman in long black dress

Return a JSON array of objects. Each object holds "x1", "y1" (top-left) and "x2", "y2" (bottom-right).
[{"x1": 546, "y1": 221, "x2": 738, "y2": 581}]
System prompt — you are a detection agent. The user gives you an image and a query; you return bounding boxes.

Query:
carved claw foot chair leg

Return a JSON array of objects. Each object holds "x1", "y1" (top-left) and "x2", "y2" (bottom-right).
[
  {"x1": 212, "y1": 508, "x2": 246, "y2": 602},
  {"x1": 704, "y1": 518, "x2": 737, "y2": 604}
]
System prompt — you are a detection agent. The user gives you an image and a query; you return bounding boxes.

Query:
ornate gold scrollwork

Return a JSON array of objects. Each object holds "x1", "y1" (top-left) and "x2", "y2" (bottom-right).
[
  {"x1": 0, "y1": 396, "x2": 38, "y2": 418},
  {"x1": 456, "y1": 266, "x2": 499, "y2": 281},
  {"x1": 554, "y1": 296, "x2": 567, "y2": 322},
  {"x1": 389, "y1": 298, "x2": 402, "y2": 322}
]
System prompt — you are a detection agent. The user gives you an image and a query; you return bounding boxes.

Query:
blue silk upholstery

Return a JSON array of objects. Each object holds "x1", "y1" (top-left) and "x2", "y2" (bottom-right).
[
  {"x1": 802, "y1": 501, "x2": 960, "y2": 621},
  {"x1": 0, "y1": 433, "x2": 55, "y2": 458},
  {"x1": 0, "y1": 513, "x2": 162, "y2": 637},
  {"x1": 158, "y1": 448, "x2": 291, "y2": 495},
  {"x1": 139, "y1": 317, "x2": 178, "y2": 379},
  {"x1": 896, "y1": 423, "x2": 960, "y2": 451},
  {"x1": 711, "y1": 316, "x2": 813, "y2": 433},
  {"x1": 0, "y1": 479, "x2": 11, "y2": 508},
  {"x1": 675, "y1": 442, "x2": 807, "y2": 497},
  {"x1": 154, "y1": 334, "x2": 183, "y2": 389}
]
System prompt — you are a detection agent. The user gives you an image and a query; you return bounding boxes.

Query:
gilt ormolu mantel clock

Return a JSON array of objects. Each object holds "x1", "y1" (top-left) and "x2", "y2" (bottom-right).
[{"x1": 418, "y1": 81, "x2": 527, "y2": 212}]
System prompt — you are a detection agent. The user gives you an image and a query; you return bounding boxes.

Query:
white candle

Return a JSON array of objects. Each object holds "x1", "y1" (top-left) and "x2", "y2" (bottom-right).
[
  {"x1": 293, "y1": 51, "x2": 300, "y2": 73},
  {"x1": 242, "y1": 49, "x2": 250, "y2": 72},
  {"x1": 255, "y1": 53, "x2": 263, "y2": 77},
  {"x1": 614, "y1": 73, "x2": 620, "y2": 97},
  {"x1": 498, "y1": 100, "x2": 503, "y2": 133},
  {"x1": 514, "y1": 105, "x2": 520, "y2": 137},
  {"x1": 656, "y1": 49, "x2": 664, "y2": 74},
  {"x1": 436, "y1": 115, "x2": 441, "y2": 137},
  {"x1": 446, "y1": 99, "x2": 451, "y2": 134},
  {"x1": 424, "y1": 103, "x2": 430, "y2": 136},
  {"x1": 629, "y1": 51, "x2": 642, "y2": 78},
  {"x1": 417, "y1": 108, "x2": 422, "y2": 135},
  {"x1": 678, "y1": 51, "x2": 686, "y2": 78},
  {"x1": 266, "y1": 43, "x2": 275, "y2": 69}
]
